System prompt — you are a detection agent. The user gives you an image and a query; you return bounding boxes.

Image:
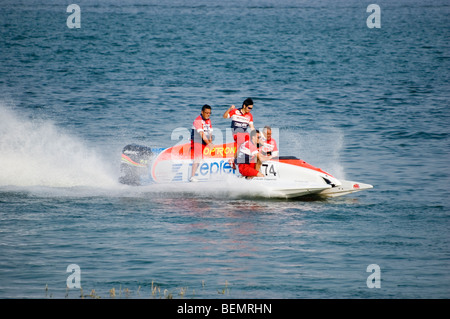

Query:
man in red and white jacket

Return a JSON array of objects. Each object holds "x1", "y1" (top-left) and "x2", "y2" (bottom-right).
[
  {"x1": 236, "y1": 130, "x2": 272, "y2": 179},
  {"x1": 223, "y1": 98, "x2": 255, "y2": 168},
  {"x1": 190, "y1": 104, "x2": 213, "y2": 181},
  {"x1": 260, "y1": 126, "x2": 279, "y2": 157}
]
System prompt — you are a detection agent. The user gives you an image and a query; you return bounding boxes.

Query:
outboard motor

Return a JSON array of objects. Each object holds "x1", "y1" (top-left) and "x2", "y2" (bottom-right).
[{"x1": 119, "y1": 144, "x2": 153, "y2": 185}]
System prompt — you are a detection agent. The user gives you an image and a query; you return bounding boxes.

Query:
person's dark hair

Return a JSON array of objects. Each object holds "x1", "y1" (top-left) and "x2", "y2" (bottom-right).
[
  {"x1": 202, "y1": 104, "x2": 211, "y2": 111},
  {"x1": 250, "y1": 129, "x2": 259, "y2": 140},
  {"x1": 242, "y1": 98, "x2": 253, "y2": 107}
]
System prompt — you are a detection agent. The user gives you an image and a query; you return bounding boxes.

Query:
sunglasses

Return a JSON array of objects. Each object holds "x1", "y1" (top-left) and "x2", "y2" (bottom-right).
[{"x1": 247, "y1": 106, "x2": 253, "y2": 110}]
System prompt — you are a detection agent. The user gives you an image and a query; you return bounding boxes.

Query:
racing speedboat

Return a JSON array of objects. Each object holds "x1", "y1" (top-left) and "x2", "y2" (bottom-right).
[{"x1": 118, "y1": 142, "x2": 373, "y2": 199}]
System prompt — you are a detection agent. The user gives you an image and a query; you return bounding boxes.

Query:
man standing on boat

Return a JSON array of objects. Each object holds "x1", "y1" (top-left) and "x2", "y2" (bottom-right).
[
  {"x1": 190, "y1": 104, "x2": 213, "y2": 182},
  {"x1": 237, "y1": 130, "x2": 272, "y2": 179},
  {"x1": 223, "y1": 98, "x2": 255, "y2": 168}
]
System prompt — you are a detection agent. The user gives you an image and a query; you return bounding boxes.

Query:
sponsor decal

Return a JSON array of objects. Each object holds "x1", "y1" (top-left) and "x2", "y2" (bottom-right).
[
  {"x1": 197, "y1": 160, "x2": 235, "y2": 176},
  {"x1": 202, "y1": 146, "x2": 236, "y2": 157}
]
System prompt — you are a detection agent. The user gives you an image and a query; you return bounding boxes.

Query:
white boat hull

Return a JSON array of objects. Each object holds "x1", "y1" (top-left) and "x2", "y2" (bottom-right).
[{"x1": 119, "y1": 143, "x2": 373, "y2": 199}]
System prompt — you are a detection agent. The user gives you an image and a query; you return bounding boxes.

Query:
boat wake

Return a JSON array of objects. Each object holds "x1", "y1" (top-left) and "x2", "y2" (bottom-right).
[{"x1": 0, "y1": 105, "x2": 118, "y2": 191}]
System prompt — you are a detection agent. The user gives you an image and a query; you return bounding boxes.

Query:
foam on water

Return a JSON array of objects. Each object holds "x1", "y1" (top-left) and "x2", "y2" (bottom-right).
[
  {"x1": 0, "y1": 105, "x2": 119, "y2": 189},
  {"x1": 136, "y1": 176, "x2": 284, "y2": 199}
]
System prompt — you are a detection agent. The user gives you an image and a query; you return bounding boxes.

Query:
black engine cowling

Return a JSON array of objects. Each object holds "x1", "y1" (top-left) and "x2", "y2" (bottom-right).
[{"x1": 119, "y1": 144, "x2": 153, "y2": 185}]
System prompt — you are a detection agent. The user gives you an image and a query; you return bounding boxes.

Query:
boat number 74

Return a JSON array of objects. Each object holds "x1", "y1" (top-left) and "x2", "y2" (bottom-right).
[{"x1": 261, "y1": 163, "x2": 277, "y2": 176}]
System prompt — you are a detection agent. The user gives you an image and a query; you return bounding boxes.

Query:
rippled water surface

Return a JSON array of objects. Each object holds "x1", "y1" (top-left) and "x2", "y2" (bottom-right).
[{"x1": 0, "y1": 0, "x2": 449, "y2": 298}]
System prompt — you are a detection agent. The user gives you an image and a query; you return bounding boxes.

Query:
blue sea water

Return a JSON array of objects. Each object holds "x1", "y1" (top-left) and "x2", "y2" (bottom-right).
[{"x1": 0, "y1": 0, "x2": 449, "y2": 299}]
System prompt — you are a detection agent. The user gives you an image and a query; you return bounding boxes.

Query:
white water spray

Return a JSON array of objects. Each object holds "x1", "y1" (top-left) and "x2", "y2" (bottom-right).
[
  {"x1": 0, "y1": 105, "x2": 118, "y2": 188},
  {"x1": 281, "y1": 128, "x2": 346, "y2": 180}
]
